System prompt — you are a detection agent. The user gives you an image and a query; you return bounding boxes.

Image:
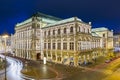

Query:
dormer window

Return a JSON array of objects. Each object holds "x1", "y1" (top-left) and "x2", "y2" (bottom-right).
[{"x1": 103, "y1": 34, "x2": 105, "y2": 37}]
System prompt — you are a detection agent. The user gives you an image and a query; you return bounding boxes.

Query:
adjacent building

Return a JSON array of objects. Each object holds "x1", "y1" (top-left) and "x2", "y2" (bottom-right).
[
  {"x1": 92, "y1": 27, "x2": 113, "y2": 50},
  {"x1": 0, "y1": 35, "x2": 11, "y2": 53},
  {"x1": 113, "y1": 33, "x2": 120, "y2": 51},
  {"x1": 92, "y1": 27, "x2": 114, "y2": 57}
]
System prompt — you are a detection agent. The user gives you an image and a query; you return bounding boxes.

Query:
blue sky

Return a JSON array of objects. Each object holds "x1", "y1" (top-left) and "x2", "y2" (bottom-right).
[{"x1": 0, "y1": 0, "x2": 120, "y2": 34}]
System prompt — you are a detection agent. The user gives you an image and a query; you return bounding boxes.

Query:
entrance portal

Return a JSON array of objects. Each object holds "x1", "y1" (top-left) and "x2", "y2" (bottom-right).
[{"x1": 37, "y1": 53, "x2": 41, "y2": 60}]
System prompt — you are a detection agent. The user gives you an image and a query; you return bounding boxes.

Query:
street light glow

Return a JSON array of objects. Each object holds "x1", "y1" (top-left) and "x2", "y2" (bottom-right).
[
  {"x1": 43, "y1": 57, "x2": 46, "y2": 64},
  {"x1": 2, "y1": 33, "x2": 9, "y2": 80},
  {"x1": 2, "y1": 35, "x2": 9, "y2": 38}
]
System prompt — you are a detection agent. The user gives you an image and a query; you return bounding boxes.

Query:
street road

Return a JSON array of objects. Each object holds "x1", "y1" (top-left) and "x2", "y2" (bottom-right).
[
  {"x1": 64, "y1": 58, "x2": 120, "y2": 80},
  {"x1": 0, "y1": 54, "x2": 120, "y2": 80},
  {"x1": 0, "y1": 55, "x2": 33, "y2": 80}
]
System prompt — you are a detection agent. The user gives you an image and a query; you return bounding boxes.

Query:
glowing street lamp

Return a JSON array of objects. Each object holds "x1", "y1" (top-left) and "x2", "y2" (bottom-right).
[
  {"x1": 2, "y1": 34, "x2": 9, "y2": 80},
  {"x1": 43, "y1": 57, "x2": 46, "y2": 64}
]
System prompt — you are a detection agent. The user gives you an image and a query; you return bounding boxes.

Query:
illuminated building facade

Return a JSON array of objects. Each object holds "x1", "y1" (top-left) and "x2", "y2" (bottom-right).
[
  {"x1": 14, "y1": 12, "x2": 113, "y2": 66},
  {"x1": 114, "y1": 34, "x2": 120, "y2": 48},
  {"x1": 14, "y1": 13, "x2": 61, "y2": 60},
  {"x1": 0, "y1": 35, "x2": 11, "y2": 53},
  {"x1": 92, "y1": 27, "x2": 113, "y2": 50},
  {"x1": 42, "y1": 17, "x2": 102, "y2": 66}
]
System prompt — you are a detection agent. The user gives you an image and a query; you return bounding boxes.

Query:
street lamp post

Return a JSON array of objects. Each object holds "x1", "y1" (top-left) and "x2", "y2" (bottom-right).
[{"x1": 2, "y1": 34, "x2": 9, "y2": 80}]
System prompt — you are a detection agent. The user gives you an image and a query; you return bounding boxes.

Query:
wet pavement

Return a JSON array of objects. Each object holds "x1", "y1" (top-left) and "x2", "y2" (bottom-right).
[{"x1": 0, "y1": 55, "x2": 120, "y2": 80}]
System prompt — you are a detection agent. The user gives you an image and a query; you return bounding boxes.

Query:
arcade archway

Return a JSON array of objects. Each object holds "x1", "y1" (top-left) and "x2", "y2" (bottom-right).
[{"x1": 37, "y1": 53, "x2": 41, "y2": 60}]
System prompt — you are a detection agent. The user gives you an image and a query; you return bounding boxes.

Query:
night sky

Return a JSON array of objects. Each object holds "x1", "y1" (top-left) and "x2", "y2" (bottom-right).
[{"x1": 0, "y1": 0, "x2": 120, "y2": 34}]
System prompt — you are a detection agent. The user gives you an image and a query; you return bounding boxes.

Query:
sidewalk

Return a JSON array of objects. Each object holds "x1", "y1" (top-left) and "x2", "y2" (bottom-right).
[
  {"x1": 8, "y1": 55, "x2": 84, "y2": 80},
  {"x1": 103, "y1": 69, "x2": 120, "y2": 80},
  {"x1": 9, "y1": 56, "x2": 61, "y2": 79},
  {"x1": 8, "y1": 55, "x2": 120, "y2": 80},
  {"x1": 80, "y1": 55, "x2": 120, "y2": 69}
]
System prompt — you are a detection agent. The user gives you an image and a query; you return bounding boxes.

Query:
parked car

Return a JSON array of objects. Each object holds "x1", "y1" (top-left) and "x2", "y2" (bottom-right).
[{"x1": 105, "y1": 59, "x2": 111, "y2": 63}]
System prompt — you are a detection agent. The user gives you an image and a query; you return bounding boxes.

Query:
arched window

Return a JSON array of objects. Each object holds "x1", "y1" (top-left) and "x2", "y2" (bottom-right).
[
  {"x1": 58, "y1": 29, "x2": 61, "y2": 34},
  {"x1": 53, "y1": 30, "x2": 55, "y2": 35},
  {"x1": 103, "y1": 34, "x2": 105, "y2": 37},
  {"x1": 44, "y1": 31, "x2": 46, "y2": 36},
  {"x1": 48, "y1": 30, "x2": 50, "y2": 35},
  {"x1": 84, "y1": 28, "x2": 85, "y2": 33},
  {"x1": 79, "y1": 27, "x2": 81, "y2": 32},
  {"x1": 37, "y1": 24, "x2": 40, "y2": 28},
  {"x1": 70, "y1": 27, "x2": 73, "y2": 33},
  {"x1": 53, "y1": 43, "x2": 56, "y2": 49},
  {"x1": 88, "y1": 29, "x2": 89, "y2": 33},
  {"x1": 70, "y1": 42, "x2": 74, "y2": 50},
  {"x1": 64, "y1": 28, "x2": 66, "y2": 34}
]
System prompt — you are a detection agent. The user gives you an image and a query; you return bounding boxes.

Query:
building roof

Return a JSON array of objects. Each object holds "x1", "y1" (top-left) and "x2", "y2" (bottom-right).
[
  {"x1": 32, "y1": 12, "x2": 62, "y2": 21},
  {"x1": 16, "y1": 18, "x2": 32, "y2": 27},
  {"x1": 91, "y1": 32, "x2": 100, "y2": 37},
  {"x1": 42, "y1": 17, "x2": 89, "y2": 29},
  {"x1": 42, "y1": 17, "x2": 77, "y2": 28},
  {"x1": 16, "y1": 12, "x2": 90, "y2": 28},
  {"x1": 92, "y1": 27, "x2": 108, "y2": 32},
  {"x1": 16, "y1": 12, "x2": 62, "y2": 27}
]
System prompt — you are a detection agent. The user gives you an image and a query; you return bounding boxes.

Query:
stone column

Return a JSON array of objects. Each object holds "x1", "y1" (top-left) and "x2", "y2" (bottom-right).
[
  {"x1": 61, "y1": 38, "x2": 63, "y2": 50},
  {"x1": 46, "y1": 51, "x2": 48, "y2": 59},
  {"x1": 55, "y1": 40, "x2": 57, "y2": 62},
  {"x1": 50, "y1": 51, "x2": 52, "y2": 61},
  {"x1": 83, "y1": 55, "x2": 86, "y2": 64},
  {"x1": 74, "y1": 37, "x2": 75, "y2": 51},
  {"x1": 55, "y1": 52, "x2": 57, "y2": 62},
  {"x1": 61, "y1": 51, "x2": 63, "y2": 63},
  {"x1": 26, "y1": 51, "x2": 28, "y2": 59},
  {"x1": 28, "y1": 52, "x2": 30, "y2": 59},
  {"x1": 67, "y1": 38, "x2": 69, "y2": 51},
  {"x1": 22, "y1": 49, "x2": 24, "y2": 58},
  {"x1": 46, "y1": 40, "x2": 48, "y2": 60},
  {"x1": 20, "y1": 51, "x2": 22, "y2": 58},
  {"x1": 74, "y1": 53, "x2": 78, "y2": 66},
  {"x1": 56, "y1": 40, "x2": 57, "y2": 50},
  {"x1": 51, "y1": 39, "x2": 52, "y2": 50},
  {"x1": 32, "y1": 53, "x2": 36, "y2": 60},
  {"x1": 50, "y1": 39, "x2": 52, "y2": 61}
]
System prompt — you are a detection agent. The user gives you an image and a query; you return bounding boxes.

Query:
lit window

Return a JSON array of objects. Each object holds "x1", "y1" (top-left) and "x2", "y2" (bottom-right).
[
  {"x1": 64, "y1": 28, "x2": 66, "y2": 34},
  {"x1": 53, "y1": 43, "x2": 56, "y2": 49},
  {"x1": 88, "y1": 29, "x2": 89, "y2": 33},
  {"x1": 48, "y1": 43, "x2": 51, "y2": 49},
  {"x1": 103, "y1": 34, "x2": 105, "y2": 37},
  {"x1": 70, "y1": 27, "x2": 73, "y2": 33},
  {"x1": 84, "y1": 28, "x2": 85, "y2": 32},
  {"x1": 44, "y1": 43, "x2": 46, "y2": 49},
  {"x1": 70, "y1": 42, "x2": 74, "y2": 50},
  {"x1": 48, "y1": 30, "x2": 50, "y2": 35},
  {"x1": 63, "y1": 43, "x2": 67, "y2": 50},
  {"x1": 58, "y1": 29, "x2": 61, "y2": 34},
  {"x1": 57, "y1": 43, "x2": 61, "y2": 49},
  {"x1": 53, "y1": 30, "x2": 55, "y2": 35}
]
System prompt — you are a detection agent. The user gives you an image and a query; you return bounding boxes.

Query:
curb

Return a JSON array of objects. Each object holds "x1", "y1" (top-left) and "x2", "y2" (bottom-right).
[{"x1": 20, "y1": 73, "x2": 35, "y2": 80}]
